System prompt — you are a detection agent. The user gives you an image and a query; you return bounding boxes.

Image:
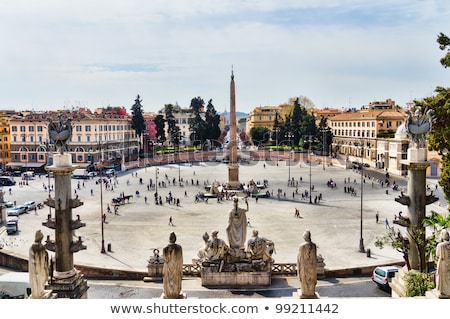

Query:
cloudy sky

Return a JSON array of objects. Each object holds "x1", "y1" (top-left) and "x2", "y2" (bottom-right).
[{"x1": 1, "y1": 0, "x2": 449, "y2": 113}]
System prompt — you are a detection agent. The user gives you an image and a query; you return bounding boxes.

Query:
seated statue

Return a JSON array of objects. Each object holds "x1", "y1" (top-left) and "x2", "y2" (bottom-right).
[
  {"x1": 246, "y1": 229, "x2": 275, "y2": 262},
  {"x1": 194, "y1": 231, "x2": 229, "y2": 264}
]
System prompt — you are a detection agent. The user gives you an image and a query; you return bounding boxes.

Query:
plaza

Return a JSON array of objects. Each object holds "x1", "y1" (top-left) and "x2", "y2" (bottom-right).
[{"x1": 0, "y1": 156, "x2": 448, "y2": 275}]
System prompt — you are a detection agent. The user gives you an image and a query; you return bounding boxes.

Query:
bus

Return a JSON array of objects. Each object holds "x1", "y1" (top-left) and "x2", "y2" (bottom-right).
[{"x1": 0, "y1": 176, "x2": 16, "y2": 186}]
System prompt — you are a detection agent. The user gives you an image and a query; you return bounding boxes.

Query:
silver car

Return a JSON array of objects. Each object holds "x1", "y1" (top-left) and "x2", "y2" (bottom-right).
[{"x1": 7, "y1": 205, "x2": 27, "y2": 216}]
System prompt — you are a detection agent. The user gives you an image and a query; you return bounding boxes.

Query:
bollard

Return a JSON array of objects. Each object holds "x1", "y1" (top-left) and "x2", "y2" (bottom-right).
[
  {"x1": 366, "y1": 248, "x2": 371, "y2": 258},
  {"x1": 107, "y1": 243, "x2": 112, "y2": 252}
]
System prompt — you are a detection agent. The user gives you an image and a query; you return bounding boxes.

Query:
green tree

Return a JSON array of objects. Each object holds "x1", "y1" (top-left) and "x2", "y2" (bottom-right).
[
  {"x1": 130, "y1": 95, "x2": 146, "y2": 152},
  {"x1": 204, "y1": 99, "x2": 221, "y2": 145},
  {"x1": 417, "y1": 87, "x2": 450, "y2": 200},
  {"x1": 437, "y1": 32, "x2": 450, "y2": 68},
  {"x1": 249, "y1": 126, "x2": 270, "y2": 146},
  {"x1": 188, "y1": 97, "x2": 207, "y2": 148},
  {"x1": 154, "y1": 114, "x2": 166, "y2": 145},
  {"x1": 164, "y1": 104, "x2": 177, "y2": 146}
]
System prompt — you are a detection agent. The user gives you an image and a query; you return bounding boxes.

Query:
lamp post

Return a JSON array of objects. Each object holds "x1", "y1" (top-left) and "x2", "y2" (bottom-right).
[
  {"x1": 285, "y1": 132, "x2": 293, "y2": 185},
  {"x1": 309, "y1": 135, "x2": 313, "y2": 204},
  {"x1": 100, "y1": 165, "x2": 106, "y2": 254},
  {"x1": 155, "y1": 167, "x2": 159, "y2": 195},
  {"x1": 274, "y1": 127, "x2": 280, "y2": 166},
  {"x1": 322, "y1": 129, "x2": 326, "y2": 170},
  {"x1": 359, "y1": 140, "x2": 365, "y2": 253},
  {"x1": 178, "y1": 133, "x2": 182, "y2": 186}
]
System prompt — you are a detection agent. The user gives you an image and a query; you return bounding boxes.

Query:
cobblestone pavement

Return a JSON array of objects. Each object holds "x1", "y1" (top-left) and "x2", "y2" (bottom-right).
[{"x1": 0, "y1": 157, "x2": 447, "y2": 274}]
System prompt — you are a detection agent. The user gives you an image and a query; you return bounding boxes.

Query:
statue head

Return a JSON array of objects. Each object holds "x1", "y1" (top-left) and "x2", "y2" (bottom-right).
[
  {"x1": 212, "y1": 230, "x2": 219, "y2": 238},
  {"x1": 169, "y1": 232, "x2": 176, "y2": 244},
  {"x1": 441, "y1": 229, "x2": 449, "y2": 242},
  {"x1": 303, "y1": 230, "x2": 311, "y2": 242},
  {"x1": 34, "y1": 230, "x2": 44, "y2": 243},
  {"x1": 252, "y1": 229, "x2": 259, "y2": 237}
]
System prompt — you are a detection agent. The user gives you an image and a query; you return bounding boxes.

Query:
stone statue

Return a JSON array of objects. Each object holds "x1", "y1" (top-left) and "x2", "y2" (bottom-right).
[
  {"x1": 297, "y1": 230, "x2": 318, "y2": 299},
  {"x1": 47, "y1": 114, "x2": 72, "y2": 154},
  {"x1": 405, "y1": 106, "x2": 434, "y2": 148},
  {"x1": 162, "y1": 232, "x2": 184, "y2": 299},
  {"x1": 194, "y1": 231, "x2": 229, "y2": 264},
  {"x1": 226, "y1": 196, "x2": 248, "y2": 250},
  {"x1": 29, "y1": 230, "x2": 49, "y2": 299},
  {"x1": 436, "y1": 229, "x2": 450, "y2": 298},
  {"x1": 246, "y1": 229, "x2": 275, "y2": 262}
]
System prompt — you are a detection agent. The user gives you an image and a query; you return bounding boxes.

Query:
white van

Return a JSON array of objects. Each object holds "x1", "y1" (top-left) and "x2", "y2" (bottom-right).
[{"x1": 0, "y1": 272, "x2": 31, "y2": 299}]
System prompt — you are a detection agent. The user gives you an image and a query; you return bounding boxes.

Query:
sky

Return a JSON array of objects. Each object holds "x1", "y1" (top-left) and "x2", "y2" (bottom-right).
[{"x1": 0, "y1": 0, "x2": 449, "y2": 114}]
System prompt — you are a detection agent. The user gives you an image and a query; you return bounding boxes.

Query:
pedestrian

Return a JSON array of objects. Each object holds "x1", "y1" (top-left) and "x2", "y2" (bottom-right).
[
  {"x1": 169, "y1": 216, "x2": 173, "y2": 226},
  {"x1": 145, "y1": 196, "x2": 147, "y2": 204},
  {"x1": 103, "y1": 213, "x2": 106, "y2": 223},
  {"x1": 376, "y1": 211, "x2": 379, "y2": 223},
  {"x1": 247, "y1": 218, "x2": 251, "y2": 227},
  {"x1": 385, "y1": 218, "x2": 389, "y2": 229}
]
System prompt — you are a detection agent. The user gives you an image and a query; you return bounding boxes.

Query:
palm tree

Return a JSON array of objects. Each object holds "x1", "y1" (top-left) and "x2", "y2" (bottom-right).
[{"x1": 422, "y1": 210, "x2": 450, "y2": 261}]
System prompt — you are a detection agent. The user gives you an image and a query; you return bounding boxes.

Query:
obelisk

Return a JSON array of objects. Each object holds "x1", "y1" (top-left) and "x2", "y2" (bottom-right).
[{"x1": 227, "y1": 68, "x2": 240, "y2": 188}]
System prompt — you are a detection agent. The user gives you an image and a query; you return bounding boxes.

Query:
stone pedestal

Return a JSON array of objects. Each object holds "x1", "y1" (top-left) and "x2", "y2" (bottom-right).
[
  {"x1": 29, "y1": 290, "x2": 58, "y2": 299},
  {"x1": 201, "y1": 268, "x2": 271, "y2": 287},
  {"x1": 293, "y1": 290, "x2": 320, "y2": 299},
  {"x1": 44, "y1": 153, "x2": 88, "y2": 299},
  {"x1": 46, "y1": 269, "x2": 89, "y2": 299},
  {"x1": 143, "y1": 263, "x2": 164, "y2": 282},
  {"x1": 227, "y1": 165, "x2": 240, "y2": 189}
]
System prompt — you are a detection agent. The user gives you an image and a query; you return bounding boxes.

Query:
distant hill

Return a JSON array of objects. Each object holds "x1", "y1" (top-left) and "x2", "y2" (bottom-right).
[{"x1": 221, "y1": 111, "x2": 248, "y2": 120}]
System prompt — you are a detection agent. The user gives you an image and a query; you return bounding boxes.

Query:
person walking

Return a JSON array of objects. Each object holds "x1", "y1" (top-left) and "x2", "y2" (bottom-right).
[
  {"x1": 376, "y1": 211, "x2": 379, "y2": 223},
  {"x1": 385, "y1": 218, "x2": 390, "y2": 229},
  {"x1": 169, "y1": 216, "x2": 174, "y2": 226}
]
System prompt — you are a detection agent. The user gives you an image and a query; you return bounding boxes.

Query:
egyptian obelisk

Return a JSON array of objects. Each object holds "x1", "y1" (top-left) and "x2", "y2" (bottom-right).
[{"x1": 227, "y1": 68, "x2": 240, "y2": 188}]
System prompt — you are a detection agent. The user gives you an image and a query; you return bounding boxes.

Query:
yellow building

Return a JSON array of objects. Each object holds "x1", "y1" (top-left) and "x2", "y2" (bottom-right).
[
  {"x1": 245, "y1": 104, "x2": 293, "y2": 133},
  {"x1": 0, "y1": 113, "x2": 12, "y2": 170}
]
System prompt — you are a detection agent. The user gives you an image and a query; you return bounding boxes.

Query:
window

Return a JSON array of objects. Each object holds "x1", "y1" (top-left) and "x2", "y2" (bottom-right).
[
  {"x1": 37, "y1": 126, "x2": 43, "y2": 132},
  {"x1": 76, "y1": 125, "x2": 82, "y2": 132},
  {"x1": 28, "y1": 126, "x2": 34, "y2": 132},
  {"x1": 20, "y1": 126, "x2": 26, "y2": 132},
  {"x1": 11, "y1": 126, "x2": 17, "y2": 132},
  {"x1": 85, "y1": 125, "x2": 91, "y2": 132}
]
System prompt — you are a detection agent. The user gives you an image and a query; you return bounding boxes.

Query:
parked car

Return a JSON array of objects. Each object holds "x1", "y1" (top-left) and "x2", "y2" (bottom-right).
[
  {"x1": 6, "y1": 219, "x2": 19, "y2": 235},
  {"x1": 372, "y1": 265, "x2": 401, "y2": 290},
  {"x1": 7, "y1": 205, "x2": 27, "y2": 216},
  {"x1": 104, "y1": 169, "x2": 115, "y2": 177},
  {"x1": 23, "y1": 201, "x2": 37, "y2": 211},
  {"x1": 0, "y1": 199, "x2": 14, "y2": 207}
]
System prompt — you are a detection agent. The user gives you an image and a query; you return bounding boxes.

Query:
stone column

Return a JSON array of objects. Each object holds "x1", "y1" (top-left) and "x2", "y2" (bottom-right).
[
  {"x1": 227, "y1": 69, "x2": 240, "y2": 188},
  {"x1": 43, "y1": 153, "x2": 88, "y2": 298}
]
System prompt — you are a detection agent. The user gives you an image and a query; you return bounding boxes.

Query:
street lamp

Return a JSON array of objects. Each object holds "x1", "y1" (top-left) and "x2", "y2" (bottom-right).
[
  {"x1": 100, "y1": 165, "x2": 106, "y2": 254},
  {"x1": 321, "y1": 129, "x2": 326, "y2": 170},
  {"x1": 359, "y1": 140, "x2": 365, "y2": 253},
  {"x1": 309, "y1": 135, "x2": 313, "y2": 204},
  {"x1": 285, "y1": 132, "x2": 293, "y2": 185},
  {"x1": 274, "y1": 127, "x2": 280, "y2": 166},
  {"x1": 178, "y1": 132, "x2": 183, "y2": 186},
  {"x1": 155, "y1": 167, "x2": 159, "y2": 196}
]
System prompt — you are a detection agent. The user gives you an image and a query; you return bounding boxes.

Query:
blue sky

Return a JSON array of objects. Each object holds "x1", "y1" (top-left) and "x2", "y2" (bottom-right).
[{"x1": 0, "y1": 0, "x2": 449, "y2": 113}]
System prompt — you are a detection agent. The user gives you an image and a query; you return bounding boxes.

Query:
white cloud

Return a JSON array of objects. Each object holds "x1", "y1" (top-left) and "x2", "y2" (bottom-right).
[{"x1": 0, "y1": 0, "x2": 449, "y2": 112}]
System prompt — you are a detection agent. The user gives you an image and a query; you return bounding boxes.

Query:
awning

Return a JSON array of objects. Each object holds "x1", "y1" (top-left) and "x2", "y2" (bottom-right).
[{"x1": 5, "y1": 162, "x2": 46, "y2": 168}]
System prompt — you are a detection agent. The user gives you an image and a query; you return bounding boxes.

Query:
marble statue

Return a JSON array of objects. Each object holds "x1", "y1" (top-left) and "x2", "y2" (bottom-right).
[
  {"x1": 297, "y1": 230, "x2": 318, "y2": 299},
  {"x1": 29, "y1": 230, "x2": 49, "y2": 299},
  {"x1": 246, "y1": 229, "x2": 275, "y2": 262},
  {"x1": 194, "y1": 231, "x2": 229, "y2": 264},
  {"x1": 405, "y1": 106, "x2": 434, "y2": 148},
  {"x1": 436, "y1": 229, "x2": 450, "y2": 298},
  {"x1": 226, "y1": 196, "x2": 248, "y2": 250},
  {"x1": 47, "y1": 114, "x2": 72, "y2": 154},
  {"x1": 162, "y1": 232, "x2": 184, "y2": 299}
]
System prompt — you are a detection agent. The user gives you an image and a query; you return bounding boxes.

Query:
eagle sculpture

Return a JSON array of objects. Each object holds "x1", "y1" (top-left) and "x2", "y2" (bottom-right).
[
  {"x1": 48, "y1": 115, "x2": 72, "y2": 154},
  {"x1": 404, "y1": 107, "x2": 434, "y2": 148}
]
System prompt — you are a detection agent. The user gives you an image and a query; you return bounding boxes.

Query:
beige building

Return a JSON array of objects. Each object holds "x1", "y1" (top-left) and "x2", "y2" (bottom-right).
[
  {"x1": 7, "y1": 108, "x2": 139, "y2": 172},
  {"x1": 245, "y1": 104, "x2": 293, "y2": 133}
]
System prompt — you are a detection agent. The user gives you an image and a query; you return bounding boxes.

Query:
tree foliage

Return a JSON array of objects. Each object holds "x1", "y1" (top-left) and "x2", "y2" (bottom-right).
[
  {"x1": 154, "y1": 114, "x2": 166, "y2": 144},
  {"x1": 188, "y1": 97, "x2": 207, "y2": 147},
  {"x1": 437, "y1": 32, "x2": 450, "y2": 68},
  {"x1": 249, "y1": 126, "x2": 270, "y2": 145},
  {"x1": 417, "y1": 87, "x2": 450, "y2": 200},
  {"x1": 204, "y1": 99, "x2": 221, "y2": 144},
  {"x1": 130, "y1": 95, "x2": 146, "y2": 139}
]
